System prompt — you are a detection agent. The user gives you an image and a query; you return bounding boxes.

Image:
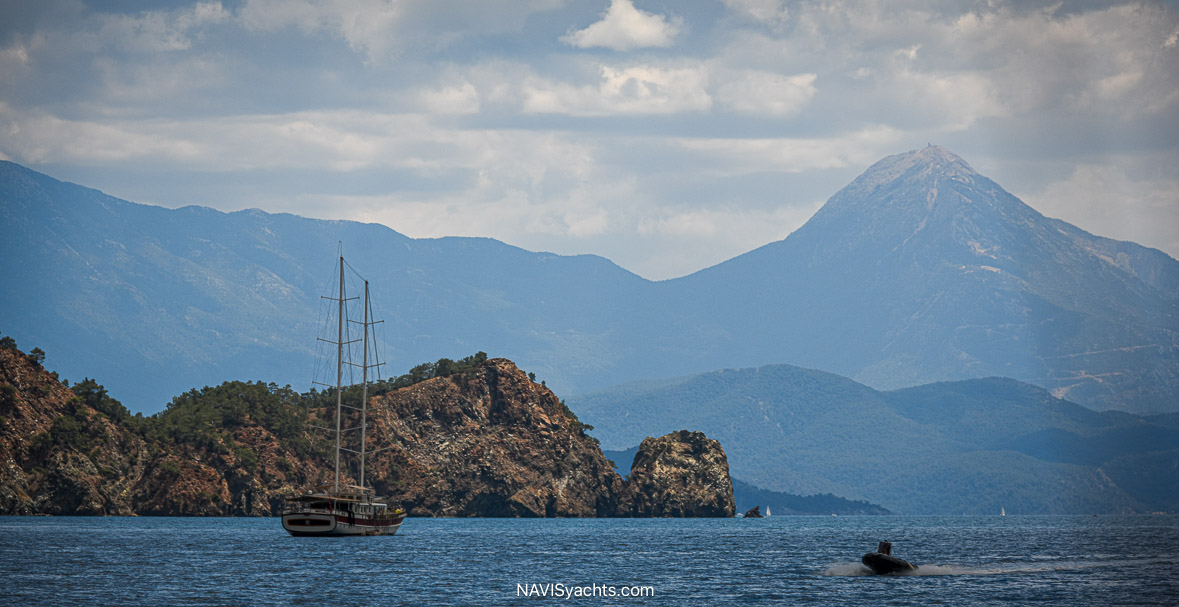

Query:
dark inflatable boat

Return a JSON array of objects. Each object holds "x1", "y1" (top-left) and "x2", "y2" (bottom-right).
[{"x1": 861, "y1": 541, "x2": 918, "y2": 575}]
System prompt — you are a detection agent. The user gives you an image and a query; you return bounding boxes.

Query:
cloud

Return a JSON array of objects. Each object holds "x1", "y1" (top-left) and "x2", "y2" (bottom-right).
[
  {"x1": 0, "y1": 1, "x2": 229, "y2": 57},
  {"x1": 720, "y1": 0, "x2": 790, "y2": 31},
  {"x1": 238, "y1": 0, "x2": 563, "y2": 62},
  {"x1": 523, "y1": 63, "x2": 711, "y2": 116},
  {"x1": 674, "y1": 125, "x2": 905, "y2": 176},
  {"x1": 415, "y1": 81, "x2": 481, "y2": 115},
  {"x1": 89, "y1": 1, "x2": 230, "y2": 53},
  {"x1": 1, "y1": 0, "x2": 1176, "y2": 280},
  {"x1": 562, "y1": 0, "x2": 682, "y2": 51},
  {"x1": 887, "y1": 51, "x2": 1005, "y2": 131},
  {"x1": 1022, "y1": 162, "x2": 1179, "y2": 259},
  {"x1": 238, "y1": 0, "x2": 404, "y2": 61},
  {"x1": 632, "y1": 202, "x2": 823, "y2": 276},
  {"x1": 714, "y1": 70, "x2": 816, "y2": 116}
]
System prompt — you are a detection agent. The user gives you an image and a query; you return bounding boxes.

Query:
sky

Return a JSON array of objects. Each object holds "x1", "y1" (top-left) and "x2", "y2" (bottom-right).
[{"x1": 1, "y1": 0, "x2": 1178, "y2": 280}]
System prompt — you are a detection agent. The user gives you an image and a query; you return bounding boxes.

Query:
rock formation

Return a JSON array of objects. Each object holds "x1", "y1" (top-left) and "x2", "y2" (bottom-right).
[
  {"x1": 743, "y1": 505, "x2": 763, "y2": 518},
  {"x1": 0, "y1": 344, "x2": 735, "y2": 517},
  {"x1": 0, "y1": 345, "x2": 146, "y2": 515},
  {"x1": 363, "y1": 358, "x2": 624, "y2": 517},
  {"x1": 615, "y1": 430, "x2": 736, "y2": 517},
  {"x1": 0, "y1": 343, "x2": 332, "y2": 516}
]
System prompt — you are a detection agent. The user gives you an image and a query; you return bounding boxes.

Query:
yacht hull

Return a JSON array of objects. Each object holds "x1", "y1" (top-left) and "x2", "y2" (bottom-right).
[{"x1": 282, "y1": 512, "x2": 404, "y2": 537}]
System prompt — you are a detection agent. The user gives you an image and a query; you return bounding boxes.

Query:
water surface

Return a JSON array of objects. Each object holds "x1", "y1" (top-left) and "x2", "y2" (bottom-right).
[{"x1": 2, "y1": 515, "x2": 1175, "y2": 605}]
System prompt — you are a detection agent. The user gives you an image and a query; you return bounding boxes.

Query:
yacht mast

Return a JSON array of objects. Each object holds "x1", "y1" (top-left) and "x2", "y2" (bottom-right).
[
  {"x1": 334, "y1": 255, "x2": 344, "y2": 494},
  {"x1": 359, "y1": 280, "x2": 370, "y2": 491}
]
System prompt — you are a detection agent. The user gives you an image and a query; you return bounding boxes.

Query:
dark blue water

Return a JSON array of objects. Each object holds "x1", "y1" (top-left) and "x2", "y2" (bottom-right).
[{"x1": 2, "y1": 515, "x2": 1176, "y2": 605}]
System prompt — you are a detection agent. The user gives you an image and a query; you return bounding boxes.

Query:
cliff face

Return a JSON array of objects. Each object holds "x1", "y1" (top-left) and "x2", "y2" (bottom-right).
[
  {"x1": 0, "y1": 346, "x2": 148, "y2": 515},
  {"x1": 616, "y1": 430, "x2": 736, "y2": 517},
  {"x1": 0, "y1": 341, "x2": 341, "y2": 516},
  {"x1": 0, "y1": 346, "x2": 734, "y2": 517},
  {"x1": 129, "y1": 421, "x2": 332, "y2": 517},
  {"x1": 363, "y1": 358, "x2": 624, "y2": 517}
]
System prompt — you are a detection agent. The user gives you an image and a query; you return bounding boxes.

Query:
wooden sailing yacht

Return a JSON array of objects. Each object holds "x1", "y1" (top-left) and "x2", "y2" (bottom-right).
[{"x1": 281, "y1": 254, "x2": 406, "y2": 536}]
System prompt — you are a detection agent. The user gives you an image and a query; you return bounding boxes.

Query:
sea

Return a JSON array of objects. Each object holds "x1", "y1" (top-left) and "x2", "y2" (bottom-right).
[{"x1": 1, "y1": 515, "x2": 1175, "y2": 606}]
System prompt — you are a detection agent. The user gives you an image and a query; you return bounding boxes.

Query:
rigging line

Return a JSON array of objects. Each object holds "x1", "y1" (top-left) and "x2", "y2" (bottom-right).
[
  {"x1": 342, "y1": 257, "x2": 368, "y2": 283},
  {"x1": 311, "y1": 254, "x2": 347, "y2": 392},
  {"x1": 364, "y1": 285, "x2": 387, "y2": 382},
  {"x1": 344, "y1": 360, "x2": 386, "y2": 369}
]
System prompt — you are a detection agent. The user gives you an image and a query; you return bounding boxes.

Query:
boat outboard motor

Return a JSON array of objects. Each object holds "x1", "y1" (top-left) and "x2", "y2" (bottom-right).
[{"x1": 862, "y1": 540, "x2": 918, "y2": 575}]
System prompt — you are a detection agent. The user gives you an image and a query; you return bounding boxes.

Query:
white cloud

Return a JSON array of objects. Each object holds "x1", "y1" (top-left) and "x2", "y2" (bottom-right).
[
  {"x1": 2, "y1": 0, "x2": 1177, "y2": 280},
  {"x1": 714, "y1": 71, "x2": 816, "y2": 116},
  {"x1": 562, "y1": 0, "x2": 682, "y2": 51},
  {"x1": 523, "y1": 64, "x2": 711, "y2": 116},
  {"x1": 415, "y1": 81, "x2": 481, "y2": 115},
  {"x1": 890, "y1": 65, "x2": 1006, "y2": 131},
  {"x1": 99, "y1": 1, "x2": 229, "y2": 53},
  {"x1": 721, "y1": 0, "x2": 790, "y2": 30},
  {"x1": 674, "y1": 125, "x2": 905, "y2": 176},
  {"x1": 238, "y1": 0, "x2": 564, "y2": 62},
  {"x1": 755, "y1": 1, "x2": 1179, "y2": 128},
  {"x1": 238, "y1": 0, "x2": 404, "y2": 61},
  {"x1": 1022, "y1": 163, "x2": 1179, "y2": 259},
  {"x1": 631, "y1": 202, "x2": 822, "y2": 277}
]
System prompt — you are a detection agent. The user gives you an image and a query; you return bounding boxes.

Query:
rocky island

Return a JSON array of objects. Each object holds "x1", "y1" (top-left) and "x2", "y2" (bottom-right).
[{"x1": 0, "y1": 340, "x2": 734, "y2": 517}]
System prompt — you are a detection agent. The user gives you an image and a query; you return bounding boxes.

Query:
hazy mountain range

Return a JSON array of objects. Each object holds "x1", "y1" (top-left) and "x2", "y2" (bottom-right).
[
  {"x1": 1, "y1": 146, "x2": 1176, "y2": 415},
  {"x1": 572, "y1": 364, "x2": 1179, "y2": 514}
]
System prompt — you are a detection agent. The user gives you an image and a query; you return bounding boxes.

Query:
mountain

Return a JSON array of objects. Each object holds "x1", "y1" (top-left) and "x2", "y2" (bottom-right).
[
  {"x1": 0, "y1": 160, "x2": 654, "y2": 411},
  {"x1": 662, "y1": 146, "x2": 1179, "y2": 413},
  {"x1": 568, "y1": 363, "x2": 1179, "y2": 515},
  {"x1": 0, "y1": 339, "x2": 735, "y2": 517},
  {"x1": 2, "y1": 147, "x2": 1176, "y2": 413},
  {"x1": 729, "y1": 480, "x2": 891, "y2": 516}
]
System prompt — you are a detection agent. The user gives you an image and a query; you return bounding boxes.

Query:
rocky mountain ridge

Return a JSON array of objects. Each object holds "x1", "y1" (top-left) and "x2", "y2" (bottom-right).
[
  {"x1": 2, "y1": 147, "x2": 1175, "y2": 414},
  {"x1": 669, "y1": 146, "x2": 1178, "y2": 413},
  {"x1": 0, "y1": 341, "x2": 734, "y2": 517}
]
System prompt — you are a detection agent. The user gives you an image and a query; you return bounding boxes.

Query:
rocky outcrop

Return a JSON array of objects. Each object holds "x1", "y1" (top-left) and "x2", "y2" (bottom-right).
[
  {"x1": 616, "y1": 430, "x2": 736, "y2": 517},
  {"x1": 0, "y1": 345, "x2": 148, "y2": 515},
  {"x1": 1, "y1": 345, "x2": 735, "y2": 517},
  {"x1": 0, "y1": 343, "x2": 334, "y2": 516},
  {"x1": 364, "y1": 358, "x2": 624, "y2": 517},
  {"x1": 743, "y1": 505, "x2": 763, "y2": 518}
]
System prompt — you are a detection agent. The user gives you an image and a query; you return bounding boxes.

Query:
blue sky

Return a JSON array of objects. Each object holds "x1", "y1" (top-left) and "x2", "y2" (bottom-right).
[{"x1": 2, "y1": 0, "x2": 1177, "y2": 279}]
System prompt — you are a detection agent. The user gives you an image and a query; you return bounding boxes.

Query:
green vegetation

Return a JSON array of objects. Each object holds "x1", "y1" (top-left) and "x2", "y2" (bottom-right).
[
  {"x1": 369, "y1": 351, "x2": 489, "y2": 396},
  {"x1": 71, "y1": 379, "x2": 135, "y2": 427},
  {"x1": 139, "y1": 380, "x2": 319, "y2": 460},
  {"x1": 30, "y1": 405, "x2": 104, "y2": 454},
  {"x1": 1, "y1": 384, "x2": 18, "y2": 408},
  {"x1": 11, "y1": 343, "x2": 616, "y2": 503},
  {"x1": 74, "y1": 352, "x2": 502, "y2": 466}
]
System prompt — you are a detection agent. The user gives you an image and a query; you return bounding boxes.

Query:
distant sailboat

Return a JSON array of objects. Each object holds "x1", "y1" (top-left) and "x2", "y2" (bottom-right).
[
  {"x1": 1001, "y1": 507, "x2": 1006, "y2": 517},
  {"x1": 765, "y1": 505, "x2": 771, "y2": 517}
]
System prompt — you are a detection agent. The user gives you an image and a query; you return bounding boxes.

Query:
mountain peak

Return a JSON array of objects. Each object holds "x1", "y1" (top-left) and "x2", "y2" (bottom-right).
[
  {"x1": 851, "y1": 145, "x2": 977, "y2": 191},
  {"x1": 801, "y1": 145, "x2": 999, "y2": 242}
]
